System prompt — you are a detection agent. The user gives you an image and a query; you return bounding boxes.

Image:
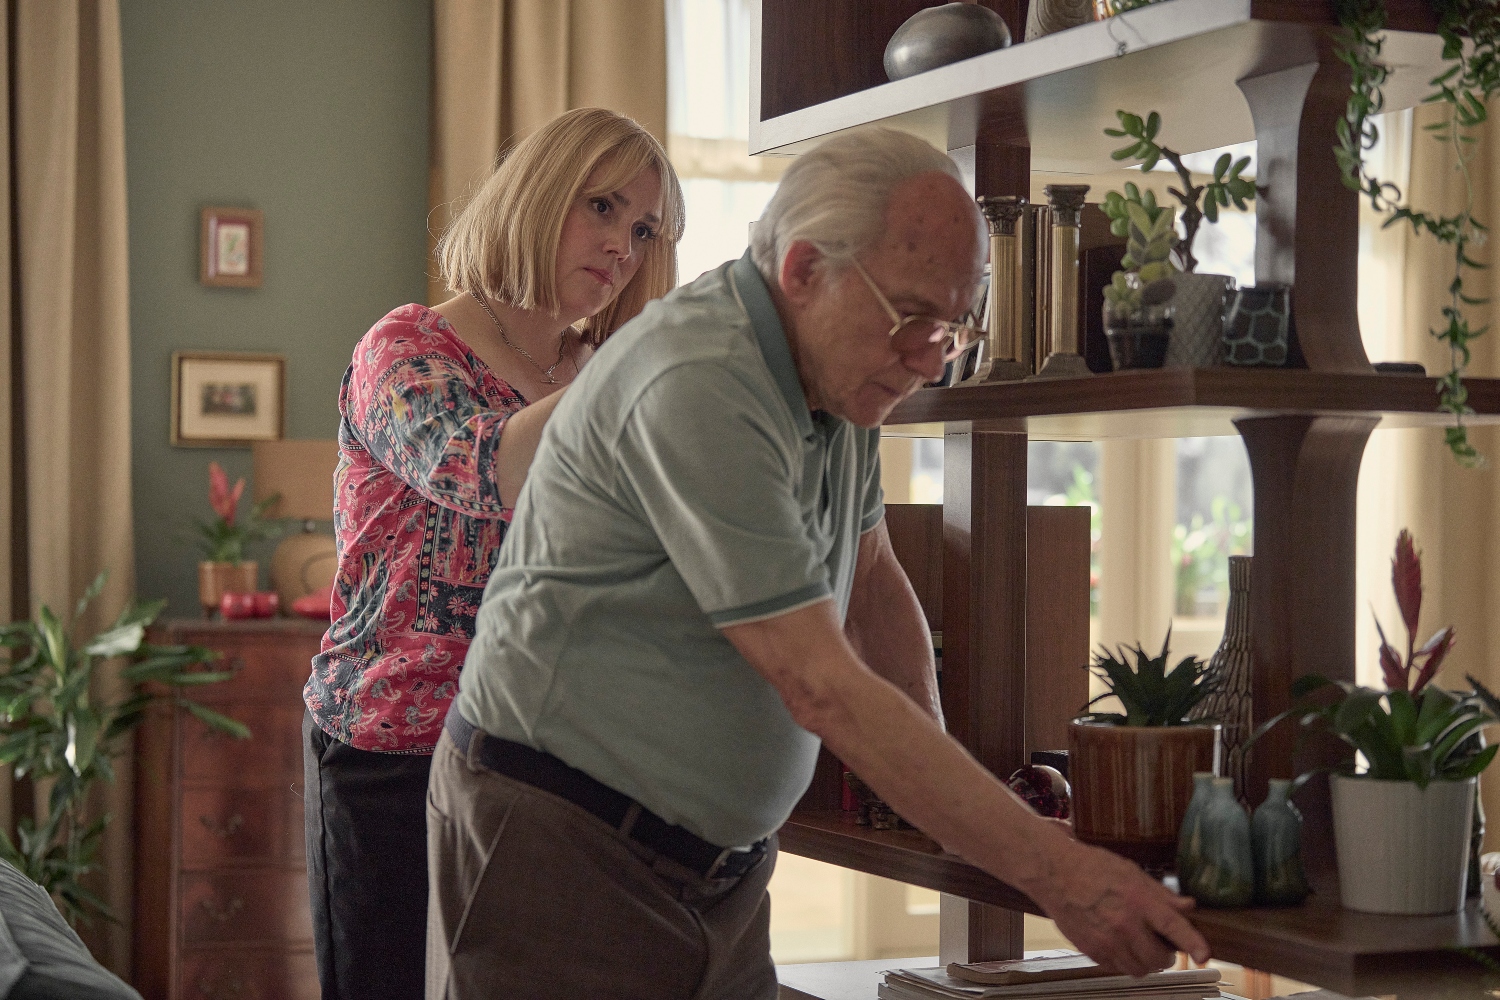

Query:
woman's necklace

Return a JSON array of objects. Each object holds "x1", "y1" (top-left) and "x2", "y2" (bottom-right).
[{"x1": 470, "y1": 290, "x2": 570, "y2": 384}]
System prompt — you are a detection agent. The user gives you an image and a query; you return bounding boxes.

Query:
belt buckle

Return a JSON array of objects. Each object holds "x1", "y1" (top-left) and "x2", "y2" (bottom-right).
[{"x1": 705, "y1": 847, "x2": 736, "y2": 880}]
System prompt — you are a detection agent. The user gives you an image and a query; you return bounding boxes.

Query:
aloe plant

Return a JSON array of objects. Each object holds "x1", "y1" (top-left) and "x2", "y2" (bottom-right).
[
  {"x1": 0, "y1": 572, "x2": 248, "y2": 925},
  {"x1": 1079, "y1": 629, "x2": 1215, "y2": 727}
]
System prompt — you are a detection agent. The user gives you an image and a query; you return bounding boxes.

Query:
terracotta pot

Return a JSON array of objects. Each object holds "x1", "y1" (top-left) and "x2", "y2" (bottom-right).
[
  {"x1": 198, "y1": 561, "x2": 258, "y2": 618},
  {"x1": 1068, "y1": 720, "x2": 1221, "y2": 870}
]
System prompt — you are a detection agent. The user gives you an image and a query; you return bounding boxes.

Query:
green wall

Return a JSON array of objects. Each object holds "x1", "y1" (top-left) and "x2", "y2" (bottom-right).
[{"x1": 122, "y1": 0, "x2": 431, "y2": 616}]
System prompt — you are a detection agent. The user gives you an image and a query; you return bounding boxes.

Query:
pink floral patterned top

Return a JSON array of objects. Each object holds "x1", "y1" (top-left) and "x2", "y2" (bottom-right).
[{"x1": 304, "y1": 304, "x2": 527, "y2": 752}]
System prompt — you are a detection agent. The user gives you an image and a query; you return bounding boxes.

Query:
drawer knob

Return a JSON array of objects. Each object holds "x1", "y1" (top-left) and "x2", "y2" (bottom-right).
[
  {"x1": 199, "y1": 813, "x2": 244, "y2": 839},
  {"x1": 199, "y1": 895, "x2": 245, "y2": 924}
]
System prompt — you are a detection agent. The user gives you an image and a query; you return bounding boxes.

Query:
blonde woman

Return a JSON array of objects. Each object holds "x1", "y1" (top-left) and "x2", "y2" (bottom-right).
[{"x1": 301, "y1": 108, "x2": 684, "y2": 1000}]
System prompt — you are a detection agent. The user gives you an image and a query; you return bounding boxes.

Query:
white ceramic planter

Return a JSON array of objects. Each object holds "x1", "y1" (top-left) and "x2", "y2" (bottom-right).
[{"x1": 1330, "y1": 774, "x2": 1476, "y2": 915}]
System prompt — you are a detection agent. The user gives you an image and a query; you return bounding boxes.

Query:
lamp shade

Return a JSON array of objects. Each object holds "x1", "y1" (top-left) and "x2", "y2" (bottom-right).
[{"x1": 251, "y1": 439, "x2": 339, "y2": 521}]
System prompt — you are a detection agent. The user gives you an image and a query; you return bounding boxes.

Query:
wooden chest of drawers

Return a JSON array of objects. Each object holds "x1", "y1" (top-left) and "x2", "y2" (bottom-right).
[{"x1": 134, "y1": 618, "x2": 326, "y2": 1000}]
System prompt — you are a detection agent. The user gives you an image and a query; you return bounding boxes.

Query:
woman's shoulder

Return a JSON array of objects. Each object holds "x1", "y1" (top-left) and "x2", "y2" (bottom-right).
[{"x1": 351, "y1": 304, "x2": 474, "y2": 376}]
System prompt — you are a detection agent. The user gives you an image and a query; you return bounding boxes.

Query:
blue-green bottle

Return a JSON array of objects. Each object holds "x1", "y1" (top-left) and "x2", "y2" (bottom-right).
[
  {"x1": 1185, "y1": 777, "x2": 1254, "y2": 908},
  {"x1": 1176, "y1": 772, "x2": 1215, "y2": 890},
  {"x1": 1252, "y1": 778, "x2": 1312, "y2": 906}
]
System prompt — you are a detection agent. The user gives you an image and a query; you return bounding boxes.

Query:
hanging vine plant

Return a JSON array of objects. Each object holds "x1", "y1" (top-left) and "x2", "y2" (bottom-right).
[{"x1": 1334, "y1": 0, "x2": 1500, "y2": 467}]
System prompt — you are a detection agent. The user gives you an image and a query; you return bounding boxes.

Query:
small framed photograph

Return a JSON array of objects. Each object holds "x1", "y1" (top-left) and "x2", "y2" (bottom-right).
[
  {"x1": 171, "y1": 351, "x2": 285, "y2": 447},
  {"x1": 199, "y1": 207, "x2": 263, "y2": 288}
]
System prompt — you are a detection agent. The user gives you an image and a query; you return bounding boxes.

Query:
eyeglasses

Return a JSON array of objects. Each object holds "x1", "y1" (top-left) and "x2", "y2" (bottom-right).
[{"x1": 849, "y1": 259, "x2": 984, "y2": 363}]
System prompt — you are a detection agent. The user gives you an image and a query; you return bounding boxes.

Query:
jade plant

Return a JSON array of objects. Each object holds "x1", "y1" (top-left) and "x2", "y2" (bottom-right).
[
  {"x1": 1104, "y1": 109, "x2": 1259, "y2": 275},
  {"x1": 0, "y1": 572, "x2": 248, "y2": 925},
  {"x1": 1079, "y1": 629, "x2": 1215, "y2": 727},
  {"x1": 1335, "y1": 0, "x2": 1499, "y2": 467}
]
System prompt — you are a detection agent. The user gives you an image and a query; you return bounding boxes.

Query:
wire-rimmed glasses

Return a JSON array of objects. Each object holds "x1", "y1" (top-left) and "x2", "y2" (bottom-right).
[{"x1": 849, "y1": 258, "x2": 984, "y2": 363}]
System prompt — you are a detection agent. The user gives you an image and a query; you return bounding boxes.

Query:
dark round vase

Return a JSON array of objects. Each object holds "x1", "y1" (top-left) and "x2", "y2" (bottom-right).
[
  {"x1": 884, "y1": 3, "x2": 1012, "y2": 81},
  {"x1": 1107, "y1": 326, "x2": 1172, "y2": 370}
]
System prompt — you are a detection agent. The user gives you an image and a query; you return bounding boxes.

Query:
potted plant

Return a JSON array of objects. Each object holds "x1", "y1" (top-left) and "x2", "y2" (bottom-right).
[
  {"x1": 1256, "y1": 530, "x2": 1496, "y2": 915},
  {"x1": 1103, "y1": 110, "x2": 1258, "y2": 367},
  {"x1": 0, "y1": 572, "x2": 247, "y2": 925},
  {"x1": 195, "y1": 461, "x2": 280, "y2": 617},
  {"x1": 1101, "y1": 197, "x2": 1177, "y2": 369},
  {"x1": 1069, "y1": 630, "x2": 1221, "y2": 870}
]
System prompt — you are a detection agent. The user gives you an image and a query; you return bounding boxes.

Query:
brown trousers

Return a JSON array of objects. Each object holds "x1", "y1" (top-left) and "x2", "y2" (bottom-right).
[{"x1": 425, "y1": 729, "x2": 779, "y2": 1000}]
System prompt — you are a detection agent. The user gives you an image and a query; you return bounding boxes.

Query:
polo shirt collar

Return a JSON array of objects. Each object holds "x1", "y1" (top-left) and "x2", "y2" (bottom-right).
[{"x1": 731, "y1": 251, "x2": 815, "y2": 440}]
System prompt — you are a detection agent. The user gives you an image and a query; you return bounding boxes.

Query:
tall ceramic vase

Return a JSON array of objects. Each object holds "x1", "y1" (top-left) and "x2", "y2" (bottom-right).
[{"x1": 1189, "y1": 556, "x2": 1253, "y2": 800}]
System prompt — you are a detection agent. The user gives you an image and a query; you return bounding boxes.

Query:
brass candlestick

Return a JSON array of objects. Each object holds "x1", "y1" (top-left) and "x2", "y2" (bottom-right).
[
  {"x1": 963, "y1": 195, "x2": 1030, "y2": 384},
  {"x1": 1033, "y1": 183, "x2": 1094, "y2": 379}
]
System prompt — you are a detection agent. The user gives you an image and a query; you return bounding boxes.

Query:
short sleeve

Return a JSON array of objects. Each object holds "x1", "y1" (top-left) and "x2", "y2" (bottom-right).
[
  {"x1": 343, "y1": 314, "x2": 517, "y2": 516},
  {"x1": 859, "y1": 428, "x2": 884, "y2": 533},
  {"x1": 614, "y1": 364, "x2": 830, "y2": 626}
]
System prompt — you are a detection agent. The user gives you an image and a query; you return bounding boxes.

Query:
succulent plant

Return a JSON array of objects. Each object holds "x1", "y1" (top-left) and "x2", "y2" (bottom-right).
[
  {"x1": 1104, "y1": 109, "x2": 1258, "y2": 275},
  {"x1": 1078, "y1": 629, "x2": 1215, "y2": 727},
  {"x1": 1103, "y1": 200, "x2": 1179, "y2": 316}
]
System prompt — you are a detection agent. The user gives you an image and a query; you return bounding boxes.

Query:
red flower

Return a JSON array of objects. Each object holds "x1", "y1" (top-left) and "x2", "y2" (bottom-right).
[
  {"x1": 208, "y1": 461, "x2": 245, "y2": 526},
  {"x1": 1392, "y1": 529, "x2": 1422, "y2": 646}
]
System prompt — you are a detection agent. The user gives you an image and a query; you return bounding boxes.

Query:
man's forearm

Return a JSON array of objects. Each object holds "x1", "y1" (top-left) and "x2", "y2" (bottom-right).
[{"x1": 846, "y1": 521, "x2": 941, "y2": 723}]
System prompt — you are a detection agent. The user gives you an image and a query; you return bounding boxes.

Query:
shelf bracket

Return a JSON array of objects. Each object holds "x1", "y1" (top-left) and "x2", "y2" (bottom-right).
[{"x1": 1238, "y1": 47, "x2": 1373, "y2": 374}]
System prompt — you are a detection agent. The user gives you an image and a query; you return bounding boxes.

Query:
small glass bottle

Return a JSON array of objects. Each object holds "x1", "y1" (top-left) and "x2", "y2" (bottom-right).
[
  {"x1": 1176, "y1": 771, "x2": 1215, "y2": 891},
  {"x1": 1251, "y1": 778, "x2": 1312, "y2": 906},
  {"x1": 1185, "y1": 777, "x2": 1254, "y2": 908}
]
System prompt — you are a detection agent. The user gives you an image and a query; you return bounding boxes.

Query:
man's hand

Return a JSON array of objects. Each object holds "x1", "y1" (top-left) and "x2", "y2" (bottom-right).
[
  {"x1": 720, "y1": 599, "x2": 1210, "y2": 976},
  {"x1": 1020, "y1": 834, "x2": 1208, "y2": 977}
]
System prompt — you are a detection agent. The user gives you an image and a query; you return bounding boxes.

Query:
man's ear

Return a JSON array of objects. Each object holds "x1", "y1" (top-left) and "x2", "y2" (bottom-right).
[{"x1": 777, "y1": 240, "x2": 826, "y2": 307}]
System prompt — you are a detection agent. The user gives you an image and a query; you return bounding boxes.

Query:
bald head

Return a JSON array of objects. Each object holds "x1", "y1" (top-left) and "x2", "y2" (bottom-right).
[{"x1": 876, "y1": 171, "x2": 987, "y2": 290}]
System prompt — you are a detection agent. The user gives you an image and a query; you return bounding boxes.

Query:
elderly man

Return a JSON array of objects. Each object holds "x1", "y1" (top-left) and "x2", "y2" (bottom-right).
[{"x1": 426, "y1": 129, "x2": 1211, "y2": 999}]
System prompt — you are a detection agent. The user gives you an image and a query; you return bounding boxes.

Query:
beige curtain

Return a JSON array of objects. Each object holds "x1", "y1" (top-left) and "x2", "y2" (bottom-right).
[
  {"x1": 428, "y1": 0, "x2": 669, "y2": 305},
  {"x1": 2, "y1": 0, "x2": 135, "y2": 973},
  {"x1": 1354, "y1": 100, "x2": 1500, "y2": 847}
]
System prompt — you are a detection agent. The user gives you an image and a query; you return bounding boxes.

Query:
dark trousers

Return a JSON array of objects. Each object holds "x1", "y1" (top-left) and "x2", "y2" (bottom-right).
[
  {"x1": 303, "y1": 710, "x2": 432, "y2": 1000},
  {"x1": 426, "y1": 727, "x2": 778, "y2": 1000}
]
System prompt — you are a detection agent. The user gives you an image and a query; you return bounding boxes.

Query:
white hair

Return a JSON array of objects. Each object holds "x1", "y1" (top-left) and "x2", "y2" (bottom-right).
[{"x1": 749, "y1": 128, "x2": 962, "y2": 284}]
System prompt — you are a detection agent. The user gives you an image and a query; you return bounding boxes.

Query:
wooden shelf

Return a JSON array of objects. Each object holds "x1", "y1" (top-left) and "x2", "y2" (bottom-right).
[
  {"x1": 883, "y1": 369, "x2": 1500, "y2": 439},
  {"x1": 779, "y1": 809, "x2": 1500, "y2": 996},
  {"x1": 780, "y1": 809, "x2": 1043, "y2": 914},
  {"x1": 752, "y1": 0, "x2": 1445, "y2": 164}
]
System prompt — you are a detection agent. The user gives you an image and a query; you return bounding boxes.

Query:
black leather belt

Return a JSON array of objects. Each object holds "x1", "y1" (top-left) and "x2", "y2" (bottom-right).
[{"x1": 444, "y1": 707, "x2": 768, "y2": 880}]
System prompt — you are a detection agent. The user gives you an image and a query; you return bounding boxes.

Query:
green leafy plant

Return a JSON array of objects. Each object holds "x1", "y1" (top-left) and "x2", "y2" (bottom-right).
[
  {"x1": 1079, "y1": 629, "x2": 1215, "y2": 727},
  {"x1": 1103, "y1": 200, "x2": 1179, "y2": 319},
  {"x1": 1104, "y1": 109, "x2": 1259, "y2": 274},
  {"x1": 196, "y1": 461, "x2": 281, "y2": 564},
  {"x1": 1172, "y1": 497, "x2": 1252, "y2": 617},
  {"x1": 1335, "y1": 0, "x2": 1499, "y2": 467},
  {"x1": 0, "y1": 572, "x2": 248, "y2": 925},
  {"x1": 1252, "y1": 529, "x2": 1497, "y2": 789}
]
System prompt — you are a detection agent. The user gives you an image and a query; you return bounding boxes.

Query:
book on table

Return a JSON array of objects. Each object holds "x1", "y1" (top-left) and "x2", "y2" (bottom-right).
[{"x1": 879, "y1": 954, "x2": 1222, "y2": 1000}]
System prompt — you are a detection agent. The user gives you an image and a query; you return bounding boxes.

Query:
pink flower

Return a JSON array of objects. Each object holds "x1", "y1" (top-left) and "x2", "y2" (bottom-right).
[{"x1": 208, "y1": 461, "x2": 245, "y2": 526}]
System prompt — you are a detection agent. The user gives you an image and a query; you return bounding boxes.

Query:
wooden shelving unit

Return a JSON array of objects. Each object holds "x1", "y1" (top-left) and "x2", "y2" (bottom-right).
[{"x1": 756, "y1": 0, "x2": 1500, "y2": 995}]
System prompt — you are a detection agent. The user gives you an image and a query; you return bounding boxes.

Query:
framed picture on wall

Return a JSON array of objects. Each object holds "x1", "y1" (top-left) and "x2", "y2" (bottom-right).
[
  {"x1": 171, "y1": 351, "x2": 285, "y2": 447},
  {"x1": 199, "y1": 206, "x2": 264, "y2": 288}
]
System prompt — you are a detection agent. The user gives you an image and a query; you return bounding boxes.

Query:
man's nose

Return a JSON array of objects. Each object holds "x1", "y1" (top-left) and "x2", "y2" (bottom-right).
[{"x1": 904, "y1": 342, "x2": 947, "y2": 383}]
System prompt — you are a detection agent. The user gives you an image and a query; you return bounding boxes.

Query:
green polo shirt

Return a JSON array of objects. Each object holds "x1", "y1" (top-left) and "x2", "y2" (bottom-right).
[{"x1": 456, "y1": 252, "x2": 884, "y2": 848}]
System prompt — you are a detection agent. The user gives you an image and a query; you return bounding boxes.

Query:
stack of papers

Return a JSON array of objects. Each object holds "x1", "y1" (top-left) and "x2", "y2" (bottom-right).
[{"x1": 879, "y1": 952, "x2": 1222, "y2": 1000}]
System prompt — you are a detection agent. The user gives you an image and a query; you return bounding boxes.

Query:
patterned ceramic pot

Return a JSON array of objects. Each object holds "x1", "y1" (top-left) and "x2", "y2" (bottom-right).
[
  {"x1": 1165, "y1": 272, "x2": 1235, "y2": 367},
  {"x1": 1069, "y1": 720, "x2": 1221, "y2": 870},
  {"x1": 1223, "y1": 284, "x2": 1292, "y2": 367},
  {"x1": 884, "y1": 3, "x2": 1011, "y2": 81},
  {"x1": 1331, "y1": 774, "x2": 1476, "y2": 915}
]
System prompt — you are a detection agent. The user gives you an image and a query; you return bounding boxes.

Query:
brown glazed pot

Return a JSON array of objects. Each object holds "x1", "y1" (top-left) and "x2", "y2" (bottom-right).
[
  {"x1": 198, "y1": 560, "x2": 258, "y2": 618},
  {"x1": 1068, "y1": 720, "x2": 1221, "y2": 870}
]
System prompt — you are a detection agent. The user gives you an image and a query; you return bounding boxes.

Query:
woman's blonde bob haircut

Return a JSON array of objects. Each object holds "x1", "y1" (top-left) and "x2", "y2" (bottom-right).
[{"x1": 437, "y1": 108, "x2": 684, "y2": 345}]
